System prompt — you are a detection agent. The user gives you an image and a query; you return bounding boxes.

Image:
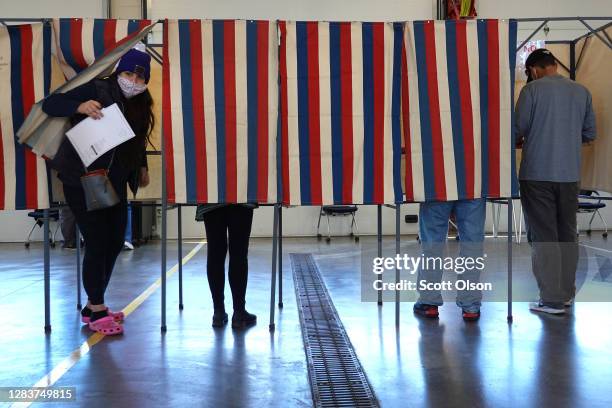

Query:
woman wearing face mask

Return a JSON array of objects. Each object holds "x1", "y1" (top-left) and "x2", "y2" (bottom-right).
[{"x1": 42, "y1": 48, "x2": 154, "y2": 335}]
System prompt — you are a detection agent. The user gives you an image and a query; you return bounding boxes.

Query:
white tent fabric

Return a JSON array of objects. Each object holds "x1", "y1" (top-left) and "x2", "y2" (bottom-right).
[{"x1": 578, "y1": 28, "x2": 612, "y2": 193}]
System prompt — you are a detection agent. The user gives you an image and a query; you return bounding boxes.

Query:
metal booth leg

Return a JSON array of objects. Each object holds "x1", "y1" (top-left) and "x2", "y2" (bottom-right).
[
  {"x1": 178, "y1": 205, "x2": 184, "y2": 310},
  {"x1": 76, "y1": 226, "x2": 82, "y2": 310},
  {"x1": 278, "y1": 206, "x2": 283, "y2": 308},
  {"x1": 269, "y1": 205, "x2": 280, "y2": 331},
  {"x1": 395, "y1": 204, "x2": 401, "y2": 327},
  {"x1": 43, "y1": 209, "x2": 51, "y2": 333},
  {"x1": 377, "y1": 205, "x2": 383, "y2": 306},
  {"x1": 507, "y1": 199, "x2": 514, "y2": 323}
]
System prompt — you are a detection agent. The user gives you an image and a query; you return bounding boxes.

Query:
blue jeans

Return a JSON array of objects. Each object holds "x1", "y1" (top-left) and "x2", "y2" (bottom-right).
[{"x1": 417, "y1": 198, "x2": 486, "y2": 311}]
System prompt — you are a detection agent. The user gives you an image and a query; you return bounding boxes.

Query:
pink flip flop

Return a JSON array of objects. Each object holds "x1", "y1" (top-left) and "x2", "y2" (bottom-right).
[
  {"x1": 81, "y1": 308, "x2": 125, "y2": 324},
  {"x1": 88, "y1": 316, "x2": 124, "y2": 336}
]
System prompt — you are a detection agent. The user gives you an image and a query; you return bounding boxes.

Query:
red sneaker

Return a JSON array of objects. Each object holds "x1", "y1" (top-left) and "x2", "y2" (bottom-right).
[
  {"x1": 462, "y1": 309, "x2": 481, "y2": 322},
  {"x1": 413, "y1": 303, "x2": 439, "y2": 318}
]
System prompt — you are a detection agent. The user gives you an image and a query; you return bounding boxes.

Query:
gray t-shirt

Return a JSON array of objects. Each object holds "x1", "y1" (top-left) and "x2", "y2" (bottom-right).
[{"x1": 515, "y1": 74, "x2": 596, "y2": 182}]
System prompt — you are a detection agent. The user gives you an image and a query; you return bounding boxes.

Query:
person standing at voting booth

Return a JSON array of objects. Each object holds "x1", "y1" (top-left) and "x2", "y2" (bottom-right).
[
  {"x1": 516, "y1": 48, "x2": 596, "y2": 315},
  {"x1": 195, "y1": 204, "x2": 258, "y2": 329},
  {"x1": 413, "y1": 199, "x2": 486, "y2": 322},
  {"x1": 42, "y1": 47, "x2": 154, "y2": 335}
]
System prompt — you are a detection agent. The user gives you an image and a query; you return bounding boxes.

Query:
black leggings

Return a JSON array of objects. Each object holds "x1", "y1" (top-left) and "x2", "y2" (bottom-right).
[
  {"x1": 63, "y1": 185, "x2": 127, "y2": 305},
  {"x1": 202, "y1": 205, "x2": 254, "y2": 312}
]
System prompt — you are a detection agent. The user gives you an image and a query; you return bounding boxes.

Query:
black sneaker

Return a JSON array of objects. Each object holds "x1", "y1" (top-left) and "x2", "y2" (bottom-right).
[
  {"x1": 413, "y1": 303, "x2": 439, "y2": 318},
  {"x1": 212, "y1": 311, "x2": 228, "y2": 327},
  {"x1": 232, "y1": 310, "x2": 257, "y2": 329}
]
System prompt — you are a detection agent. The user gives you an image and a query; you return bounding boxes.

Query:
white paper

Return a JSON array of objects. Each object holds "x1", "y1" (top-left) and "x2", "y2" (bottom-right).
[
  {"x1": 516, "y1": 40, "x2": 546, "y2": 81},
  {"x1": 65, "y1": 103, "x2": 136, "y2": 167}
]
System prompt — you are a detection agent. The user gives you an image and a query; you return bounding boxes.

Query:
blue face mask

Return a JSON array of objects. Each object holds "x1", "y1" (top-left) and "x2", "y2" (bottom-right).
[{"x1": 117, "y1": 75, "x2": 147, "y2": 98}]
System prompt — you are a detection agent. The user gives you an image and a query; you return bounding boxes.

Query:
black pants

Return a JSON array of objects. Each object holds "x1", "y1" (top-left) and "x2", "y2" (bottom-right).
[
  {"x1": 63, "y1": 185, "x2": 127, "y2": 305},
  {"x1": 202, "y1": 205, "x2": 254, "y2": 312},
  {"x1": 520, "y1": 180, "x2": 579, "y2": 307}
]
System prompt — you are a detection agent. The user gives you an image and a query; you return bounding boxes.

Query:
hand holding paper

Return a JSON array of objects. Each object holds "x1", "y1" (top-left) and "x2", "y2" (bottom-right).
[
  {"x1": 77, "y1": 100, "x2": 104, "y2": 119},
  {"x1": 66, "y1": 103, "x2": 135, "y2": 167}
]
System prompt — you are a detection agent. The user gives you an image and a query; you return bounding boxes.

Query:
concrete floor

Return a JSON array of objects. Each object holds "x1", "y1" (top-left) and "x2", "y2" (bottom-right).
[{"x1": 0, "y1": 234, "x2": 611, "y2": 408}]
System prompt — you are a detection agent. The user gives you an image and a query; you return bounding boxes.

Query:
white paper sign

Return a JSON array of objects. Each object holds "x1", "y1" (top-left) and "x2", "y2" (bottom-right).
[
  {"x1": 516, "y1": 40, "x2": 546, "y2": 81},
  {"x1": 65, "y1": 103, "x2": 135, "y2": 167}
]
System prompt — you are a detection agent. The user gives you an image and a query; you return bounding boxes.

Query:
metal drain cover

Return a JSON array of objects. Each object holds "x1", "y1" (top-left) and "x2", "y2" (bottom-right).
[{"x1": 291, "y1": 253, "x2": 379, "y2": 408}]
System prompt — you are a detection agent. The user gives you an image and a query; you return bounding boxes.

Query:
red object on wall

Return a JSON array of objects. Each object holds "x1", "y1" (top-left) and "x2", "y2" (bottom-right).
[{"x1": 446, "y1": 0, "x2": 477, "y2": 20}]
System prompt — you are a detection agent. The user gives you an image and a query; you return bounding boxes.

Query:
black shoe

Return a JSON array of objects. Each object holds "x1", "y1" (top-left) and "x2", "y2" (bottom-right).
[
  {"x1": 232, "y1": 310, "x2": 257, "y2": 329},
  {"x1": 212, "y1": 311, "x2": 228, "y2": 327}
]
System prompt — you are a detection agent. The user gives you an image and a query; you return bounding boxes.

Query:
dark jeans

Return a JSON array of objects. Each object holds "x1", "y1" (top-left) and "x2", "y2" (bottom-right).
[
  {"x1": 202, "y1": 205, "x2": 254, "y2": 312},
  {"x1": 63, "y1": 185, "x2": 127, "y2": 305},
  {"x1": 520, "y1": 180, "x2": 579, "y2": 307}
]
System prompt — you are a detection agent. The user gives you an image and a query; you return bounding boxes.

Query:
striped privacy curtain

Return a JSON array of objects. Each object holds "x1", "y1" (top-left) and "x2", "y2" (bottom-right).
[
  {"x1": 278, "y1": 21, "x2": 404, "y2": 206},
  {"x1": 161, "y1": 19, "x2": 518, "y2": 205},
  {"x1": 0, "y1": 23, "x2": 51, "y2": 210},
  {"x1": 402, "y1": 19, "x2": 518, "y2": 202},
  {"x1": 52, "y1": 18, "x2": 152, "y2": 79},
  {"x1": 163, "y1": 19, "x2": 278, "y2": 205}
]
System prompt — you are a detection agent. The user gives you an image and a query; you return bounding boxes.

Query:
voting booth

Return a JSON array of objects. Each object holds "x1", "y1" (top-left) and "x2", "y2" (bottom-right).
[{"x1": 2, "y1": 16, "x2": 610, "y2": 330}]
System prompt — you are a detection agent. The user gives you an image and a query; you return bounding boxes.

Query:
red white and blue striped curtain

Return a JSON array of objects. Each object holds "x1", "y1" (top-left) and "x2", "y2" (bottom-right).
[
  {"x1": 163, "y1": 19, "x2": 278, "y2": 204},
  {"x1": 0, "y1": 24, "x2": 51, "y2": 210},
  {"x1": 279, "y1": 21, "x2": 404, "y2": 206},
  {"x1": 52, "y1": 18, "x2": 153, "y2": 79},
  {"x1": 402, "y1": 19, "x2": 518, "y2": 202}
]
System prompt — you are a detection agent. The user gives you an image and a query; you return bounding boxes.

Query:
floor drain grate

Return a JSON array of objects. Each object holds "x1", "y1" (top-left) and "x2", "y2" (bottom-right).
[{"x1": 291, "y1": 253, "x2": 379, "y2": 408}]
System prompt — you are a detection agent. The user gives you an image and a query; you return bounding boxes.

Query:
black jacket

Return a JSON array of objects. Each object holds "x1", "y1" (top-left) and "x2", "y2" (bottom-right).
[{"x1": 42, "y1": 77, "x2": 148, "y2": 199}]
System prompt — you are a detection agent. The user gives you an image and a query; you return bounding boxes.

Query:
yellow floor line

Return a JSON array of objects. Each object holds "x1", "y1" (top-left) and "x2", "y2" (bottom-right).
[{"x1": 9, "y1": 241, "x2": 206, "y2": 408}]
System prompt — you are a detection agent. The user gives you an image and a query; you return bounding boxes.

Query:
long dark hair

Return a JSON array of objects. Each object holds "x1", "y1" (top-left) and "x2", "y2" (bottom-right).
[{"x1": 112, "y1": 73, "x2": 155, "y2": 171}]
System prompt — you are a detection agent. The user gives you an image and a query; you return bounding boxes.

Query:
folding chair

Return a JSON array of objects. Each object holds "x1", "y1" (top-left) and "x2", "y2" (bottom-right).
[
  {"x1": 488, "y1": 198, "x2": 523, "y2": 243},
  {"x1": 578, "y1": 190, "x2": 608, "y2": 238},
  {"x1": 316, "y1": 206, "x2": 359, "y2": 243},
  {"x1": 25, "y1": 208, "x2": 61, "y2": 248}
]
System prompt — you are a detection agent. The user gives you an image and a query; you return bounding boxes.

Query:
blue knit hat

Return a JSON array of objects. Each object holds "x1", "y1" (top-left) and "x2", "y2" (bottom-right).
[{"x1": 115, "y1": 48, "x2": 151, "y2": 83}]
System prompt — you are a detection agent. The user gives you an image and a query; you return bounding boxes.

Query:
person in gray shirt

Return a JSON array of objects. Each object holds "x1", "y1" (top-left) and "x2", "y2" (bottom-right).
[{"x1": 515, "y1": 48, "x2": 596, "y2": 315}]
